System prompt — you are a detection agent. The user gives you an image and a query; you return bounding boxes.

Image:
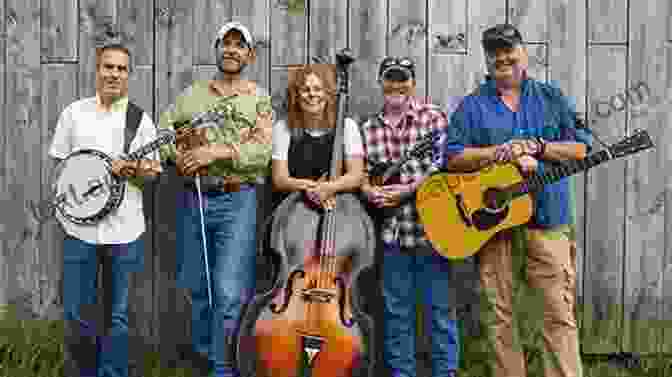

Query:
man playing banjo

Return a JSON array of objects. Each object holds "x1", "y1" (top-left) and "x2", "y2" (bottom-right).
[
  {"x1": 48, "y1": 34, "x2": 161, "y2": 377},
  {"x1": 157, "y1": 21, "x2": 273, "y2": 377}
]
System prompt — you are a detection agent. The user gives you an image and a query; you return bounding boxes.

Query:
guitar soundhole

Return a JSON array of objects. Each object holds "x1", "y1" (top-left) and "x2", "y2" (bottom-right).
[
  {"x1": 471, "y1": 188, "x2": 510, "y2": 231},
  {"x1": 483, "y1": 188, "x2": 505, "y2": 211}
]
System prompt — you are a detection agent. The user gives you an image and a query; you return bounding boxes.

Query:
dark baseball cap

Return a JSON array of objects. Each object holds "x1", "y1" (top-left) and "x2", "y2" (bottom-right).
[
  {"x1": 482, "y1": 24, "x2": 523, "y2": 52},
  {"x1": 378, "y1": 56, "x2": 415, "y2": 81}
]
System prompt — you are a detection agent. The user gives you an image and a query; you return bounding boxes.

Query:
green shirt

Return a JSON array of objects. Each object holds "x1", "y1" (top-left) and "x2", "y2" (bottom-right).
[{"x1": 158, "y1": 80, "x2": 273, "y2": 183}]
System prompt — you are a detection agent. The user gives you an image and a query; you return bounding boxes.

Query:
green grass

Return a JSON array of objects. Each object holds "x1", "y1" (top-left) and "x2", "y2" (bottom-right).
[{"x1": 1, "y1": 297, "x2": 671, "y2": 377}]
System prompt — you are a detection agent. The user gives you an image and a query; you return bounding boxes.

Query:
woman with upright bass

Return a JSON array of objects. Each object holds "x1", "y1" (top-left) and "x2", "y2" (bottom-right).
[{"x1": 236, "y1": 49, "x2": 376, "y2": 377}]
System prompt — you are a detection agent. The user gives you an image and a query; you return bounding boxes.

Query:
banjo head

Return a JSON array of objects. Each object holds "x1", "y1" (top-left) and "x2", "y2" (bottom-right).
[{"x1": 53, "y1": 149, "x2": 124, "y2": 225}]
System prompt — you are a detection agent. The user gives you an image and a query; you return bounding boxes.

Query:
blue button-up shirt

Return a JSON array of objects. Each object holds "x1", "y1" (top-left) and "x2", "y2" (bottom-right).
[{"x1": 434, "y1": 78, "x2": 593, "y2": 228}]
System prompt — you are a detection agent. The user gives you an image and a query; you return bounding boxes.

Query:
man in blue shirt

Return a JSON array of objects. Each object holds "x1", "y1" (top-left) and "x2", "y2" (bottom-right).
[{"x1": 434, "y1": 24, "x2": 591, "y2": 377}]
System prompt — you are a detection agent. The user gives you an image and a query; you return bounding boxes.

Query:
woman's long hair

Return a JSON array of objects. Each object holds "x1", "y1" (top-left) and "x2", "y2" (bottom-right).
[{"x1": 286, "y1": 64, "x2": 337, "y2": 130}]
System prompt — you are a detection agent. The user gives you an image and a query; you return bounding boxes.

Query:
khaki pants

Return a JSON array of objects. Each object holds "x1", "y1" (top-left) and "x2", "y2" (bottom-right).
[{"x1": 478, "y1": 226, "x2": 582, "y2": 377}]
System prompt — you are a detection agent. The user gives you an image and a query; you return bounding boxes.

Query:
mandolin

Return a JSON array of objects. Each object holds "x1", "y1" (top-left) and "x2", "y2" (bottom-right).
[{"x1": 416, "y1": 129, "x2": 654, "y2": 259}]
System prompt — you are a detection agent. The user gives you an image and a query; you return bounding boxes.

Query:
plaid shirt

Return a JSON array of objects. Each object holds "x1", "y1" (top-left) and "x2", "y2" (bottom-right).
[{"x1": 361, "y1": 97, "x2": 448, "y2": 248}]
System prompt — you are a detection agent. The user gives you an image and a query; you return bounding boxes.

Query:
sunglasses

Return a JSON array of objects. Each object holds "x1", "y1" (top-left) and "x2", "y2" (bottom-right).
[
  {"x1": 380, "y1": 57, "x2": 414, "y2": 70},
  {"x1": 483, "y1": 26, "x2": 519, "y2": 39}
]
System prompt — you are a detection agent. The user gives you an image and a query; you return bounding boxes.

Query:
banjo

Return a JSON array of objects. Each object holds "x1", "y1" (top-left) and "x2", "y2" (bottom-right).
[{"x1": 50, "y1": 128, "x2": 177, "y2": 225}]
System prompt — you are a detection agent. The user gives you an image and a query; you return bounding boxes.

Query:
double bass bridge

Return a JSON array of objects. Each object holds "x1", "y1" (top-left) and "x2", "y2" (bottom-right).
[
  {"x1": 302, "y1": 288, "x2": 336, "y2": 303},
  {"x1": 300, "y1": 334, "x2": 325, "y2": 367}
]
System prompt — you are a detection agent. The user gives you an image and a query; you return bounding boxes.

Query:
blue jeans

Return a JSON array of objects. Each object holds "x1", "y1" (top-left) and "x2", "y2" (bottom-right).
[
  {"x1": 175, "y1": 185, "x2": 257, "y2": 374},
  {"x1": 62, "y1": 235, "x2": 144, "y2": 377},
  {"x1": 382, "y1": 241, "x2": 460, "y2": 377}
]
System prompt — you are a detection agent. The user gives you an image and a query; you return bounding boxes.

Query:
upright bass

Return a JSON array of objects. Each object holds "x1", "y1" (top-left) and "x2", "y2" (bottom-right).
[{"x1": 236, "y1": 49, "x2": 377, "y2": 377}]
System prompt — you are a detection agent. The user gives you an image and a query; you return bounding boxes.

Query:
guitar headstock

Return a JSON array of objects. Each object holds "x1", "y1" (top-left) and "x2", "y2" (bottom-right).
[{"x1": 608, "y1": 129, "x2": 655, "y2": 158}]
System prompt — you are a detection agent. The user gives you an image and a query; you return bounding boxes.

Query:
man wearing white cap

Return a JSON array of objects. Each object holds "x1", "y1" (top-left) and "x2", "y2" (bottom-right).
[{"x1": 158, "y1": 21, "x2": 273, "y2": 377}]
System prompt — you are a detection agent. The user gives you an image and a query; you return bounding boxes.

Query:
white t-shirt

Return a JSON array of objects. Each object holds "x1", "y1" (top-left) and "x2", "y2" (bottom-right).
[
  {"x1": 271, "y1": 117, "x2": 364, "y2": 161},
  {"x1": 48, "y1": 97, "x2": 159, "y2": 245}
]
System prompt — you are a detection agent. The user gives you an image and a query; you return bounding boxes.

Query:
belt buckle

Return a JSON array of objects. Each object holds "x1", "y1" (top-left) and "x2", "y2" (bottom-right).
[{"x1": 219, "y1": 176, "x2": 241, "y2": 192}]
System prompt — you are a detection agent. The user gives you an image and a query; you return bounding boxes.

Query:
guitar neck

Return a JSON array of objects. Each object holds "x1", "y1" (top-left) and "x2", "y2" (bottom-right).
[
  {"x1": 125, "y1": 133, "x2": 175, "y2": 161},
  {"x1": 511, "y1": 149, "x2": 612, "y2": 196}
]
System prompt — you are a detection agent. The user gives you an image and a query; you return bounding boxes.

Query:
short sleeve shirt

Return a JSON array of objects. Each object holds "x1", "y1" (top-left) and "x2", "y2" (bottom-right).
[
  {"x1": 271, "y1": 117, "x2": 364, "y2": 161},
  {"x1": 48, "y1": 96, "x2": 159, "y2": 244}
]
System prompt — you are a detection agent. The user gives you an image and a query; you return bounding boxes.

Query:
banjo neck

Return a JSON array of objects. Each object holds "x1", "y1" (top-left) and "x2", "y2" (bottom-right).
[{"x1": 123, "y1": 131, "x2": 176, "y2": 161}]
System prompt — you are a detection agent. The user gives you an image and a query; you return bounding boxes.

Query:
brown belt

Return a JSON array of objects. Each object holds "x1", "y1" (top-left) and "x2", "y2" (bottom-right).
[{"x1": 182, "y1": 176, "x2": 249, "y2": 193}]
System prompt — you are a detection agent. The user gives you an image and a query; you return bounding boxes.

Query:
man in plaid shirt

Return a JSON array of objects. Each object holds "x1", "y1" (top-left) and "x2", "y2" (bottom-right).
[{"x1": 360, "y1": 57, "x2": 460, "y2": 377}]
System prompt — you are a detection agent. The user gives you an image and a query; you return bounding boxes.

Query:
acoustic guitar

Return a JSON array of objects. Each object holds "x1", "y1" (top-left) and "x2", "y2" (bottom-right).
[{"x1": 416, "y1": 129, "x2": 654, "y2": 260}]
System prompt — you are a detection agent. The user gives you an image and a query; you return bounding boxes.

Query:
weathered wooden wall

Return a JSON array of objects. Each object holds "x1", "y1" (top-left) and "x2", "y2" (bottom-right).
[{"x1": 1, "y1": 0, "x2": 672, "y2": 370}]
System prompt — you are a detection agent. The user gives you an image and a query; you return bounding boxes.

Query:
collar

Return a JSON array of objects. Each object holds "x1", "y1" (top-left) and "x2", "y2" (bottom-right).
[
  {"x1": 377, "y1": 96, "x2": 426, "y2": 125},
  {"x1": 95, "y1": 94, "x2": 128, "y2": 112},
  {"x1": 208, "y1": 78, "x2": 255, "y2": 97}
]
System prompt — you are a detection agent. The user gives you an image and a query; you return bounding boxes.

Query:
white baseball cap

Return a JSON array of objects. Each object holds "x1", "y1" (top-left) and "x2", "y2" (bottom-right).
[{"x1": 214, "y1": 21, "x2": 255, "y2": 48}]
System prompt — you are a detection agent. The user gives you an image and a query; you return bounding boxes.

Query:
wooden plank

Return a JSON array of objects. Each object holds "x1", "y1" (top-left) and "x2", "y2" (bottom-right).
[
  {"x1": 308, "y1": 0, "x2": 347, "y2": 62},
  {"x1": 663, "y1": 44, "x2": 672, "y2": 355},
  {"x1": 125, "y1": 65, "x2": 155, "y2": 362},
  {"x1": 154, "y1": 0, "x2": 195, "y2": 119},
  {"x1": 428, "y1": 0, "x2": 467, "y2": 56},
  {"x1": 0, "y1": 0, "x2": 7, "y2": 310},
  {"x1": 664, "y1": 174, "x2": 672, "y2": 354},
  {"x1": 194, "y1": 0, "x2": 232, "y2": 65},
  {"x1": 117, "y1": 0, "x2": 154, "y2": 65},
  {"x1": 39, "y1": 63, "x2": 78, "y2": 323},
  {"x1": 270, "y1": 0, "x2": 306, "y2": 65},
  {"x1": 546, "y1": 0, "x2": 587, "y2": 322},
  {"x1": 508, "y1": 0, "x2": 548, "y2": 43},
  {"x1": 388, "y1": 0, "x2": 428, "y2": 98},
  {"x1": 3, "y1": 0, "x2": 43, "y2": 319},
  {"x1": 582, "y1": 45, "x2": 627, "y2": 354},
  {"x1": 348, "y1": 0, "x2": 387, "y2": 120},
  {"x1": 427, "y1": 0, "x2": 506, "y2": 107},
  {"x1": 193, "y1": 64, "x2": 219, "y2": 81},
  {"x1": 623, "y1": 0, "x2": 670, "y2": 355},
  {"x1": 40, "y1": 0, "x2": 78, "y2": 61},
  {"x1": 426, "y1": 0, "x2": 469, "y2": 118},
  {"x1": 232, "y1": 0, "x2": 271, "y2": 90},
  {"x1": 587, "y1": 0, "x2": 627, "y2": 43},
  {"x1": 154, "y1": 0, "x2": 195, "y2": 365},
  {"x1": 78, "y1": 0, "x2": 117, "y2": 98}
]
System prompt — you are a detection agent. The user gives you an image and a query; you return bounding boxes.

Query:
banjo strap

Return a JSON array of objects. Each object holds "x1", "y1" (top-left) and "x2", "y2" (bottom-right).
[{"x1": 124, "y1": 102, "x2": 144, "y2": 155}]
